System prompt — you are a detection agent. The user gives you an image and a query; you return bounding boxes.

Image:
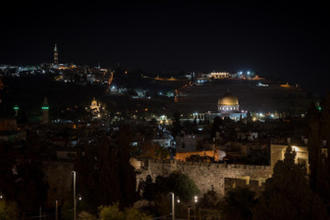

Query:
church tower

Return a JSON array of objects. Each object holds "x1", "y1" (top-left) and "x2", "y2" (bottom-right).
[
  {"x1": 42, "y1": 97, "x2": 49, "y2": 124},
  {"x1": 54, "y1": 44, "x2": 58, "y2": 64}
]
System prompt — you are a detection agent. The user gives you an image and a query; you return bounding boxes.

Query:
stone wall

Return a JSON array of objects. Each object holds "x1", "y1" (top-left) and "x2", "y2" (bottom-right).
[
  {"x1": 137, "y1": 144, "x2": 311, "y2": 198},
  {"x1": 224, "y1": 178, "x2": 266, "y2": 198},
  {"x1": 137, "y1": 160, "x2": 272, "y2": 198}
]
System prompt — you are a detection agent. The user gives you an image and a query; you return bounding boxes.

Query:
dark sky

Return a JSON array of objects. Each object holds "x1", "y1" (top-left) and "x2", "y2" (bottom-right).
[{"x1": 1, "y1": 1, "x2": 329, "y2": 95}]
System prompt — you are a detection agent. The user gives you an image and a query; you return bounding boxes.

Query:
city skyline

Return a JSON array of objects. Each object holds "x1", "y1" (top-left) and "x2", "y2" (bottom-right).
[{"x1": 0, "y1": 2, "x2": 329, "y2": 95}]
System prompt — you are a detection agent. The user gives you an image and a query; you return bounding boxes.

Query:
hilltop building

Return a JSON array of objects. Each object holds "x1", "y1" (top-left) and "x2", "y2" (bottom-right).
[{"x1": 193, "y1": 91, "x2": 247, "y2": 122}]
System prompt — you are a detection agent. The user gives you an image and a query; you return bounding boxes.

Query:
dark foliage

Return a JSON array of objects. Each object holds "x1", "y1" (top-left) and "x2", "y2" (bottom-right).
[
  {"x1": 221, "y1": 187, "x2": 256, "y2": 220},
  {"x1": 142, "y1": 172, "x2": 200, "y2": 203},
  {"x1": 0, "y1": 134, "x2": 48, "y2": 217},
  {"x1": 74, "y1": 125, "x2": 137, "y2": 213},
  {"x1": 252, "y1": 146, "x2": 329, "y2": 220}
]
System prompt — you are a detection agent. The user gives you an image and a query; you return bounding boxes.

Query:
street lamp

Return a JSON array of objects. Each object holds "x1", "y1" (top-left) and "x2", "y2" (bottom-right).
[
  {"x1": 170, "y1": 192, "x2": 175, "y2": 220},
  {"x1": 187, "y1": 206, "x2": 191, "y2": 220},
  {"x1": 55, "y1": 200, "x2": 59, "y2": 220},
  {"x1": 194, "y1": 196, "x2": 198, "y2": 220},
  {"x1": 72, "y1": 171, "x2": 77, "y2": 220}
]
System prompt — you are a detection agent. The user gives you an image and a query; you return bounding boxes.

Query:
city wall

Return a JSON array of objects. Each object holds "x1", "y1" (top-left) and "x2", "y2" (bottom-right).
[
  {"x1": 43, "y1": 144, "x2": 292, "y2": 207},
  {"x1": 136, "y1": 159, "x2": 272, "y2": 198}
]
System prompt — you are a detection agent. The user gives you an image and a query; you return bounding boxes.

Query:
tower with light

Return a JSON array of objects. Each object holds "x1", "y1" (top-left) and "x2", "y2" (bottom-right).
[
  {"x1": 54, "y1": 44, "x2": 58, "y2": 64},
  {"x1": 42, "y1": 97, "x2": 49, "y2": 124}
]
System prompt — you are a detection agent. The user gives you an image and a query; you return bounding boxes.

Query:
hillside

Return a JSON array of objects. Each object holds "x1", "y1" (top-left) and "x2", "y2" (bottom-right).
[{"x1": 168, "y1": 79, "x2": 319, "y2": 117}]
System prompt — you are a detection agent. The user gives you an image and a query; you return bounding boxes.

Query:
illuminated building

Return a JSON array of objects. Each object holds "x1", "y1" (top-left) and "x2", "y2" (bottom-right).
[
  {"x1": 90, "y1": 97, "x2": 101, "y2": 113},
  {"x1": 209, "y1": 71, "x2": 230, "y2": 79},
  {"x1": 192, "y1": 91, "x2": 247, "y2": 122},
  {"x1": 54, "y1": 44, "x2": 58, "y2": 64},
  {"x1": 217, "y1": 91, "x2": 239, "y2": 112}
]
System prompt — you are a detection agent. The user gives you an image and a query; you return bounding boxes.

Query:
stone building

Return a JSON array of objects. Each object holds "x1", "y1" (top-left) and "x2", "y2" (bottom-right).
[{"x1": 135, "y1": 143, "x2": 315, "y2": 198}]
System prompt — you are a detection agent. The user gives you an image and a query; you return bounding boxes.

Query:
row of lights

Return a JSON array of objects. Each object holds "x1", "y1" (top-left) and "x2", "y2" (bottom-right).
[{"x1": 238, "y1": 71, "x2": 251, "y2": 75}]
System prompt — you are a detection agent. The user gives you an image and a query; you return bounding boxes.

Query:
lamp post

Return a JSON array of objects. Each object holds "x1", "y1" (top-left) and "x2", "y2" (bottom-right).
[
  {"x1": 187, "y1": 206, "x2": 191, "y2": 220},
  {"x1": 72, "y1": 171, "x2": 77, "y2": 220},
  {"x1": 194, "y1": 196, "x2": 198, "y2": 220},
  {"x1": 55, "y1": 200, "x2": 58, "y2": 220},
  {"x1": 171, "y1": 192, "x2": 175, "y2": 220}
]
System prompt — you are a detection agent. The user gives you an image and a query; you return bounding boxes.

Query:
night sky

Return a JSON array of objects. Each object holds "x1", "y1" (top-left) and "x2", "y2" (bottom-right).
[{"x1": 1, "y1": 2, "x2": 329, "y2": 95}]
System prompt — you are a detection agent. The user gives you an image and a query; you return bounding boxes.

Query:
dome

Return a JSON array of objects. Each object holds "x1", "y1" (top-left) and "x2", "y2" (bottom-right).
[{"x1": 218, "y1": 92, "x2": 239, "y2": 106}]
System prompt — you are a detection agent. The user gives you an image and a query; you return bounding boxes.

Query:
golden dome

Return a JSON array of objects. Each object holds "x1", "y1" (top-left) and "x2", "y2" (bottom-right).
[{"x1": 218, "y1": 92, "x2": 239, "y2": 106}]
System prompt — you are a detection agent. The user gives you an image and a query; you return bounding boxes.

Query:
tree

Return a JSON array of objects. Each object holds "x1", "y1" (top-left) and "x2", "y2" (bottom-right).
[
  {"x1": 77, "y1": 211, "x2": 97, "y2": 220},
  {"x1": 115, "y1": 125, "x2": 139, "y2": 207},
  {"x1": 98, "y1": 203, "x2": 125, "y2": 220},
  {"x1": 211, "y1": 116, "x2": 222, "y2": 138},
  {"x1": 221, "y1": 187, "x2": 256, "y2": 220},
  {"x1": 306, "y1": 101, "x2": 322, "y2": 192},
  {"x1": 0, "y1": 137, "x2": 48, "y2": 218},
  {"x1": 98, "y1": 203, "x2": 151, "y2": 220},
  {"x1": 124, "y1": 207, "x2": 152, "y2": 220},
  {"x1": 172, "y1": 111, "x2": 182, "y2": 137},
  {"x1": 253, "y1": 146, "x2": 329, "y2": 220},
  {"x1": 307, "y1": 95, "x2": 330, "y2": 208},
  {"x1": 144, "y1": 172, "x2": 200, "y2": 203},
  {"x1": 200, "y1": 189, "x2": 221, "y2": 209},
  {"x1": 0, "y1": 199, "x2": 19, "y2": 220},
  {"x1": 75, "y1": 126, "x2": 137, "y2": 212},
  {"x1": 141, "y1": 175, "x2": 156, "y2": 202}
]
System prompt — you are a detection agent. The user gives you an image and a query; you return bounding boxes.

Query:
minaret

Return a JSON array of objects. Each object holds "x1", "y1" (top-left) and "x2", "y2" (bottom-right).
[
  {"x1": 54, "y1": 44, "x2": 58, "y2": 64},
  {"x1": 42, "y1": 97, "x2": 49, "y2": 124}
]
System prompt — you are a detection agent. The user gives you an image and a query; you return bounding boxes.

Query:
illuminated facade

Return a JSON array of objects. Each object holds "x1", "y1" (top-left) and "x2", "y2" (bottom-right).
[
  {"x1": 209, "y1": 71, "x2": 230, "y2": 79},
  {"x1": 54, "y1": 44, "x2": 58, "y2": 64},
  {"x1": 90, "y1": 97, "x2": 101, "y2": 113},
  {"x1": 217, "y1": 92, "x2": 239, "y2": 112},
  {"x1": 192, "y1": 91, "x2": 247, "y2": 122},
  {"x1": 216, "y1": 91, "x2": 246, "y2": 120}
]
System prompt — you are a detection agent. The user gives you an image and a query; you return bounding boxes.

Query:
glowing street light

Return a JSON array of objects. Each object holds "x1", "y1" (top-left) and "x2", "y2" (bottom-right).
[
  {"x1": 194, "y1": 196, "x2": 198, "y2": 220},
  {"x1": 171, "y1": 192, "x2": 175, "y2": 220}
]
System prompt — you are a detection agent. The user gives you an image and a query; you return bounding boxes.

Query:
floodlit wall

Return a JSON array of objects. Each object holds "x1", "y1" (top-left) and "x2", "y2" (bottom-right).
[{"x1": 137, "y1": 159, "x2": 272, "y2": 197}]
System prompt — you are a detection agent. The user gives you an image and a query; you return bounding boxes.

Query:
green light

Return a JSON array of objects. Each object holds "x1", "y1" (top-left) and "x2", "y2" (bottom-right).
[
  {"x1": 13, "y1": 106, "x2": 19, "y2": 110},
  {"x1": 42, "y1": 106, "x2": 49, "y2": 110},
  {"x1": 318, "y1": 107, "x2": 322, "y2": 111}
]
